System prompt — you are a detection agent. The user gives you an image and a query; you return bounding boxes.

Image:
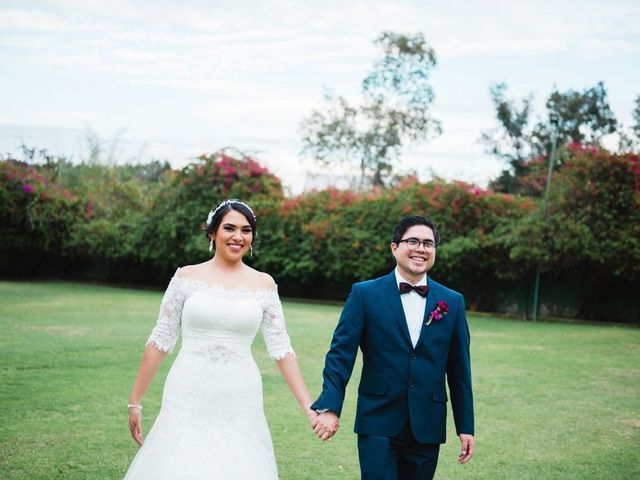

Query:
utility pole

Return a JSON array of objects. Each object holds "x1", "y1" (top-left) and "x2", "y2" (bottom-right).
[{"x1": 531, "y1": 113, "x2": 560, "y2": 321}]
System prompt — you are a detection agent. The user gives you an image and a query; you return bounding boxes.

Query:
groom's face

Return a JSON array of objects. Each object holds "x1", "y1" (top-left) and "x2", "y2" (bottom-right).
[{"x1": 391, "y1": 225, "x2": 436, "y2": 282}]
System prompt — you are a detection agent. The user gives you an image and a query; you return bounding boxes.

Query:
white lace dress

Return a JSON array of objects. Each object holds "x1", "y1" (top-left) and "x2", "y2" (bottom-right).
[{"x1": 123, "y1": 269, "x2": 295, "y2": 480}]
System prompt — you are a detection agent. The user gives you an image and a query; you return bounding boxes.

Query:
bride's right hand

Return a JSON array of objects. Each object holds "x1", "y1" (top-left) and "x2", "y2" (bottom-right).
[{"x1": 128, "y1": 408, "x2": 144, "y2": 447}]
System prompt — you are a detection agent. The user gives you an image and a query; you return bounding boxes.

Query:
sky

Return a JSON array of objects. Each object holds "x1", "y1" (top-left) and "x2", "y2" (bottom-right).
[{"x1": 1, "y1": 0, "x2": 639, "y2": 194}]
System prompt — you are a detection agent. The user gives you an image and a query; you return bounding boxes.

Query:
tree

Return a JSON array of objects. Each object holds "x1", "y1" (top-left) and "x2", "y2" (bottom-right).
[
  {"x1": 537, "y1": 81, "x2": 617, "y2": 148},
  {"x1": 482, "y1": 82, "x2": 619, "y2": 194},
  {"x1": 479, "y1": 84, "x2": 534, "y2": 193},
  {"x1": 300, "y1": 32, "x2": 441, "y2": 188},
  {"x1": 632, "y1": 95, "x2": 640, "y2": 141},
  {"x1": 480, "y1": 83, "x2": 533, "y2": 164},
  {"x1": 615, "y1": 94, "x2": 640, "y2": 152}
]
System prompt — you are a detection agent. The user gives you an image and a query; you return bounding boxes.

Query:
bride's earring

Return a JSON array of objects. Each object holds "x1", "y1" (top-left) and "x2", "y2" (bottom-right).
[
  {"x1": 250, "y1": 245, "x2": 253, "y2": 258},
  {"x1": 209, "y1": 238, "x2": 213, "y2": 253}
]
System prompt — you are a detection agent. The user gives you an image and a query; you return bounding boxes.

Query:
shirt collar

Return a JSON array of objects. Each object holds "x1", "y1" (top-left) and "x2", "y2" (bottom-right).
[{"x1": 394, "y1": 267, "x2": 427, "y2": 287}]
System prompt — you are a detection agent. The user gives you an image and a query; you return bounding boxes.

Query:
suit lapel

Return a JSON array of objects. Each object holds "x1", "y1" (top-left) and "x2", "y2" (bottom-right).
[{"x1": 382, "y1": 272, "x2": 413, "y2": 347}]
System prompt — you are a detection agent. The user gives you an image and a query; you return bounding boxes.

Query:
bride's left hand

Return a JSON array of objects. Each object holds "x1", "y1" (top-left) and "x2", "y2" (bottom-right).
[{"x1": 129, "y1": 408, "x2": 144, "y2": 447}]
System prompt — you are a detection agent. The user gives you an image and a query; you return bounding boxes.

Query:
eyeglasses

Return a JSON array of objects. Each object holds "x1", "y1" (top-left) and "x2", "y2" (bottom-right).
[{"x1": 397, "y1": 237, "x2": 437, "y2": 250}]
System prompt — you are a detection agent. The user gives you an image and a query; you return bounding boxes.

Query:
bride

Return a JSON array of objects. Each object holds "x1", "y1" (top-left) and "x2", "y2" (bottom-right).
[{"x1": 123, "y1": 199, "x2": 319, "y2": 479}]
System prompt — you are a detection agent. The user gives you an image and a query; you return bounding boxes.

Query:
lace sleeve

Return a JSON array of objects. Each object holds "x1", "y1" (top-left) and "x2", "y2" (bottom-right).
[
  {"x1": 260, "y1": 290, "x2": 295, "y2": 360},
  {"x1": 145, "y1": 270, "x2": 187, "y2": 353}
]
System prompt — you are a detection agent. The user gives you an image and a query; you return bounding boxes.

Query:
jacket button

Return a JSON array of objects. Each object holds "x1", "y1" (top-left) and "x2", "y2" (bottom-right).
[
  {"x1": 409, "y1": 381, "x2": 415, "y2": 388},
  {"x1": 410, "y1": 353, "x2": 417, "y2": 359}
]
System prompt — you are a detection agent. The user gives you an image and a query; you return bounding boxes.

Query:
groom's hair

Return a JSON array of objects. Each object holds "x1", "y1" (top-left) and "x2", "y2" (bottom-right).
[{"x1": 391, "y1": 215, "x2": 440, "y2": 246}]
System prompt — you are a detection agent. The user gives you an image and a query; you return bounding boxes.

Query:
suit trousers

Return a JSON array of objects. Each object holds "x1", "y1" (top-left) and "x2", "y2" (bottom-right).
[{"x1": 357, "y1": 422, "x2": 440, "y2": 480}]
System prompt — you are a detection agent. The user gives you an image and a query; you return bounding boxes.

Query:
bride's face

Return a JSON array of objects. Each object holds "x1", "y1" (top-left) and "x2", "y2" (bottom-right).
[{"x1": 213, "y1": 209, "x2": 253, "y2": 260}]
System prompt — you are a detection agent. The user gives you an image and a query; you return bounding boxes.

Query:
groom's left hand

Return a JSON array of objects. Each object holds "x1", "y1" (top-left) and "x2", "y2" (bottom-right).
[{"x1": 458, "y1": 434, "x2": 474, "y2": 464}]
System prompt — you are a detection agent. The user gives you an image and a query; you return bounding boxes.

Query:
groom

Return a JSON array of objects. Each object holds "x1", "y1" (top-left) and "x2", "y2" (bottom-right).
[{"x1": 311, "y1": 215, "x2": 474, "y2": 479}]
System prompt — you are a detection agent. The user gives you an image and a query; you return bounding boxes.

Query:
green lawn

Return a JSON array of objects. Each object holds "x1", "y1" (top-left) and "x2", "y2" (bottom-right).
[{"x1": 0, "y1": 280, "x2": 638, "y2": 479}]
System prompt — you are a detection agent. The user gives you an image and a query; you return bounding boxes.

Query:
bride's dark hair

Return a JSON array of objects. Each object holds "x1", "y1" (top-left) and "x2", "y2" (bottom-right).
[{"x1": 204, "y1": 199, "x2": 257, "y2": 245}]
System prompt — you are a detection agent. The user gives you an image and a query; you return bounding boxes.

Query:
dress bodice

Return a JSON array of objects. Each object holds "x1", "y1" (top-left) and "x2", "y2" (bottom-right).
[{"x1": 146, "y1": 269, "x2": 295, "y2": 360}]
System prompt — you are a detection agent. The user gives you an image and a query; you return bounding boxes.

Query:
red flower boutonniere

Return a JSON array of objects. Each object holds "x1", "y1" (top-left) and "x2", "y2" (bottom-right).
[{"x1": 426, "y1": 300, "x2": 448, "y2": 326}]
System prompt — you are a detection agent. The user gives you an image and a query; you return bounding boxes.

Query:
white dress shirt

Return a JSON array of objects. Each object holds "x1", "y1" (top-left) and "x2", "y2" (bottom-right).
[{"x1": 394, "y1": 268, "x2": 427, "y2": 348}]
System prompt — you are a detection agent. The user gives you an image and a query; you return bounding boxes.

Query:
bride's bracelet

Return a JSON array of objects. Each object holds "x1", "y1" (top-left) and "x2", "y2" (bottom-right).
[{"x1": 127, "y1": 404, "x2": 143, "y2": 411}]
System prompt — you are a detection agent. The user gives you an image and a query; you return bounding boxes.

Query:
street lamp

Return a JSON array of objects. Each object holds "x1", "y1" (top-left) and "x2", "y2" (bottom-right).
[{"x1": 531, "y1": 113, "x2": 560, "y2": 321}]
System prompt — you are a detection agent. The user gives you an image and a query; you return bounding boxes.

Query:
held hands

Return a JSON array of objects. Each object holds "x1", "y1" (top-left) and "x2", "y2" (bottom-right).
[
  {"x1": 128, "y1": 407, "x2": 144, "y2": 447},
  {"x1": 311, "y1": 411, "x2": 340, "y2": 441},
  {"x1": 458, "y1": 434, "x2": 474, "y2": 464}
]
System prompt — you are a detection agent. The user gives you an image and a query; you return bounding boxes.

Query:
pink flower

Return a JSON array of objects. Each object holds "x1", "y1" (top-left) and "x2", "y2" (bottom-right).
[
  {"x1": 436, "y1": 300, "x2": 448, "y2": 314},
  {"x1": 426, "y1": 300, "x2": 448, "y2": 326},
  {"x1": 22, "y1": 184, "x2": 35, "y2": 194}
]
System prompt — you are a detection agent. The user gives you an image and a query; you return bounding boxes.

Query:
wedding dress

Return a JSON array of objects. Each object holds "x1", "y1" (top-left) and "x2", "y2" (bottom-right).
[{"x1": 124, "y1": 268, "x2": 295, "y2": 480}]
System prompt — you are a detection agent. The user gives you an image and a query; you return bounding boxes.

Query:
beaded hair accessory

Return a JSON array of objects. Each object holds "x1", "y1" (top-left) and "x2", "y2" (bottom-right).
[{"x1": 205, "y1": 199, "x2": 256, "y2": 227}]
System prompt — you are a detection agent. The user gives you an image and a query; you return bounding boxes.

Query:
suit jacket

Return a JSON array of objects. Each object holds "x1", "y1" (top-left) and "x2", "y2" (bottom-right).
[{"x1": 311, "y1": 271, "x2": 474, "y2": 444}]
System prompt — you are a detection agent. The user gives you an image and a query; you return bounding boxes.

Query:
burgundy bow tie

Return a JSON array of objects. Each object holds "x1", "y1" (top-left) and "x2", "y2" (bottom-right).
[{"x1": 399, "y1": 282, "x2": 429, "y2": 297}]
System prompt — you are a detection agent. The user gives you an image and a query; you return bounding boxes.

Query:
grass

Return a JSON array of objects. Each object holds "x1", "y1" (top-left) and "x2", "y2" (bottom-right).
[{"x1": 0, "y1": 280, "x2": 638, "y2": 479}]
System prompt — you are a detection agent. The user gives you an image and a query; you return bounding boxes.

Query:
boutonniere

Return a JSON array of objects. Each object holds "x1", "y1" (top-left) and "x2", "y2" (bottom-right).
[{"x1": 426, "y1": 300, "x2": 448, "y2": 326}]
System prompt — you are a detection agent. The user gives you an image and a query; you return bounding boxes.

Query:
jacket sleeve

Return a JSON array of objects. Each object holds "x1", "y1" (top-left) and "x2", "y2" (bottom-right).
[
  {"x1": 446, "y1": 294, "x2": 475, "y2": 435},
  {"x1": 310, "y1": 284, "x2": 365, "y2": 416}
]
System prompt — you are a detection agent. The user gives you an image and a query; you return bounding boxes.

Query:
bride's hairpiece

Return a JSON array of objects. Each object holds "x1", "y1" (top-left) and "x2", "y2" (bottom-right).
[{"x1": 206, "y1": 199, "x2": 256, "y2": 226}]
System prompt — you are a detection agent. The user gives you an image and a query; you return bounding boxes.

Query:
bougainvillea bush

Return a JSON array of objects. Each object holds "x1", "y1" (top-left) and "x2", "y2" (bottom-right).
[
  {"x1": 2, "y1": 145, "x2": 637, "y2": 321},
  {"x1": 0, "y1": 160, "x2": 82, "y2": 272},
  {"x1": 254, "y1": 177, "x2": 534, "y2": 300},
  {"x1": 504, "y1": 146, "x2": 640, "y2": 279}
]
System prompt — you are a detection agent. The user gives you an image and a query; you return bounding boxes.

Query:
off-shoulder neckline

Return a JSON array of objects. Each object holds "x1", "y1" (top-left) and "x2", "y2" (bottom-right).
[{"x1": 172, "y1": 271, "x2": 278, "y2": 295}]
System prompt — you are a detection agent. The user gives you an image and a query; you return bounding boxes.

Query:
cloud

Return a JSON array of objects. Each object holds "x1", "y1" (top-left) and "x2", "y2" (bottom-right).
[
  {"x1": 2, "y1": 0, "x2": 638, "y2": 190},
  {"x1": 6, "y1": 2, "x2": 636, "y2": 93}
]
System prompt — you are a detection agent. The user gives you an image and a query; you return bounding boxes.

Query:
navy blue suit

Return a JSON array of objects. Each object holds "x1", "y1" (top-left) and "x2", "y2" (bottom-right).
[{"x1": 312, "y1": 271, "x2": 474, "y2": 460}]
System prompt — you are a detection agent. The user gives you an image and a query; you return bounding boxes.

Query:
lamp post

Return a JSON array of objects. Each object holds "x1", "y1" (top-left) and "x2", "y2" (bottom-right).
[{"x1": 531, "y1": 113, "x2": 560, "y2": 321}]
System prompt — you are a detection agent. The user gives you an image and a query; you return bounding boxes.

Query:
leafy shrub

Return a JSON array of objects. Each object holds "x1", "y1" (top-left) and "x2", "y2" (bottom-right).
[
  {"x1": 0, "y1": 159, "x2": 82, "y2": 272},
  {"x1": 505, "y1": 146, "x2": 640, "y2": 281},
  {"x1": 255, "y1": 178, "x2": 534, "y2": 301},
  {"x1": 2, "y1": 145, "x2": 636, "y2": 321}
]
